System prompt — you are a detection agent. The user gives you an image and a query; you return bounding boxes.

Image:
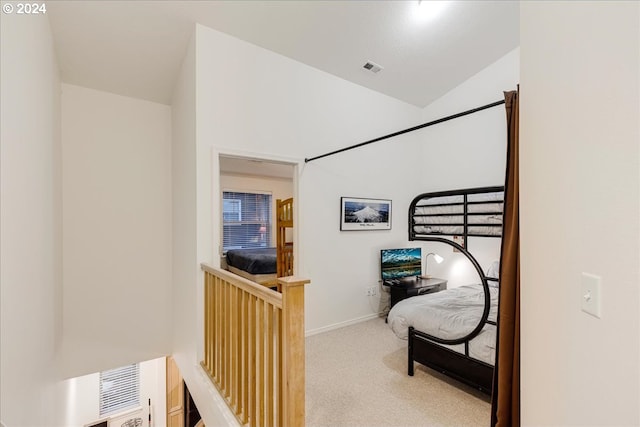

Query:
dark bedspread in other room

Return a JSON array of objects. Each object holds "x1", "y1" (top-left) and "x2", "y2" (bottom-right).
[{"x1": 226, "y1": 247, "x2": 277, "y2": 274}]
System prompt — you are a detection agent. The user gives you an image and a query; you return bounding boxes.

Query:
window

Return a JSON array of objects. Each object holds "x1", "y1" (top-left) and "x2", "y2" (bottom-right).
[
  {"x1": 223, "y1": 199, "x2": 242, "y2": 222},
  {"x1": 223, "y1": 191, "x2": 272, "y2": 251},
  {"x1": 99, "y1": 364, "x2": 140, "y2": 416}
]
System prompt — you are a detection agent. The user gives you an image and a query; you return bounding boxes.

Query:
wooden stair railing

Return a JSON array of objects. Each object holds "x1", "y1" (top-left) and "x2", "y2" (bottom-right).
[{"x1": 201, "y1": 264, "x2": 310, "y2": 427}]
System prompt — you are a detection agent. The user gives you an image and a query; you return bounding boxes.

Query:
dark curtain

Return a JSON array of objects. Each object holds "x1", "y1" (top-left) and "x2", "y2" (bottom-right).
[{"x1": 491, "y1": 89, "x2": 521, "y2": 427}]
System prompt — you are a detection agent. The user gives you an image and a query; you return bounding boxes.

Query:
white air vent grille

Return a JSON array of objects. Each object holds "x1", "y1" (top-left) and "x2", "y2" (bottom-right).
[{"x1": 363, "y1": 61, "x2": 383, "y2": 74}]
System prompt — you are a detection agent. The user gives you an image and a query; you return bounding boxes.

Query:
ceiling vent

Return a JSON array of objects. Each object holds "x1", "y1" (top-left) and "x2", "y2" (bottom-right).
[{"x1": 363, "y1": 61, "x2": 383, "y2": 74}]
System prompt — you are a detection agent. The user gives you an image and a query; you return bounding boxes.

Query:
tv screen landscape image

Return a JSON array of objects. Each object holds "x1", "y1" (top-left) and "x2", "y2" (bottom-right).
[{"x1": 380, "y1": 247, "x2": 422, "y2": 280}]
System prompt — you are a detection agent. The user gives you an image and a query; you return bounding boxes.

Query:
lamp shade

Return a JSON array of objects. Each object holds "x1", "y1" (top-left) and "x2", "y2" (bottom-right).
[{"x1": 424, "y1": 252, "x2": 443, "y2": 278}]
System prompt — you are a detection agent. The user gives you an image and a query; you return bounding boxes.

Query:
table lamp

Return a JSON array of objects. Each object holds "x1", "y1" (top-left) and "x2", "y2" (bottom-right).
[{"x1": 424, "y1": 252, "x2": 443, "y2": 278}]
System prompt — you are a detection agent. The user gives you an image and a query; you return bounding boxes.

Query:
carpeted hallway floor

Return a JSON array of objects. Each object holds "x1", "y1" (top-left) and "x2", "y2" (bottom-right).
[{"x1": 306, "y1": 316, "x2": 490, "y2": 427}]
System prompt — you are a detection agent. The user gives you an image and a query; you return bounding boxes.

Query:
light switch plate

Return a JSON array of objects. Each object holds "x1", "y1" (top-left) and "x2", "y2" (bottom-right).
[{"x1": 581, "y1": 273, "x2": 602, "y2": 318}]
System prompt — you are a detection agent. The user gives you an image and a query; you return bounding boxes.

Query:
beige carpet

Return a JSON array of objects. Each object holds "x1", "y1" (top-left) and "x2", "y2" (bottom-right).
[{"x1": 306, "y1": 316, "x2": 491, "y2": 427}]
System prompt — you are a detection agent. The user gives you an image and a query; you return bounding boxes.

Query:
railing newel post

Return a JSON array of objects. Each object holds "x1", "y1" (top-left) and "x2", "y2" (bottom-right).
[{"x1": 279, "y1": 276, "x2": 310, "y2": 427}]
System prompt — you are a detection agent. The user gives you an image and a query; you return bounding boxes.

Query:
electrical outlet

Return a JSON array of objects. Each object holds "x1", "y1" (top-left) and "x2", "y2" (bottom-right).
[{"x1": 366, "y1": 286, "x2": 378, "y2": 296}]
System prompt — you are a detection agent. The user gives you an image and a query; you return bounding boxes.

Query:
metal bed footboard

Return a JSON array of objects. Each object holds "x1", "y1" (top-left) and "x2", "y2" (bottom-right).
[{"x1": 408, "y1": 327, "x2": 494, "y2": 394}]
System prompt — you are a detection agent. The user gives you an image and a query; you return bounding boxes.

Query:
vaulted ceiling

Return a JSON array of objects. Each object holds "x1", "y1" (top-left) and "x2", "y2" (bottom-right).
[{"x1": 47, "y1": 1, "x2": 519, "y2": 108}]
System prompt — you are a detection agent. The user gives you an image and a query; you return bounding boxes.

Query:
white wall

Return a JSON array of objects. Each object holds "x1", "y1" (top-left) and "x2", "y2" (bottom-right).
[
  {"x1": 195, "y1": 24, "x2": 424, "y2": 338},
  {"x1": 169, "y1": 23, "x2": 424, "y2": 426},
  {"x1": 171, "y1": 31, "x2": 237, "y2": 427},
  {"x1": 415, "y1": 48, "x2": 520, "y2": 287},
  {"x1": 60, "y1": 84, "x2": 173, "y2": 378},
  {"x1": 171, "y1": 30, "x2": 196, "y2": 370},
  {"x1": 56, "y1": 357, "x2": 166, "y2": 427},
  {"x1": 0, "y1": 11, "x2": 63, "y2": 427},
  {"x1": 183, "y1": 24, "x2": 519, "y2": 341},
  {"x1": 520, "y1": 2, "x2": 640, "y2": 425}
]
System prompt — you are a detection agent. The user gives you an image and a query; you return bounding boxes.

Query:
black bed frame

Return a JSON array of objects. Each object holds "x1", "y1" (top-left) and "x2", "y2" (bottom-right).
[
  {"x1": 406, "y1": 186, "x2": 504, "y2": 395},
  {"x1": 408, "y1": 327, "x2": 494, "y2": 394}
]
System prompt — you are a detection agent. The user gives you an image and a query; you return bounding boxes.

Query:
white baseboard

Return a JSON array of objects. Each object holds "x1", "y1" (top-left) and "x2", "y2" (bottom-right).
[{"x1": 305, "y1": 312, "x2": 385, "y2": 337}]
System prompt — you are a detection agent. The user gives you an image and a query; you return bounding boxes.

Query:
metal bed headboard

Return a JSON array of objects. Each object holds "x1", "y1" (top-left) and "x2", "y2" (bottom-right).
[
  {"x1": 407, "y1": 185, "x2": 504, "y2": 346},
  {"x1": 409, "y1": 185, "x2": 504, "y2": 247}
]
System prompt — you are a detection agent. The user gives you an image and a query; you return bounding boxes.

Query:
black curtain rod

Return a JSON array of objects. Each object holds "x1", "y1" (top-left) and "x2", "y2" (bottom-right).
[{"x1": 304, "y1": 99, "x2": 506, "y2": 163}]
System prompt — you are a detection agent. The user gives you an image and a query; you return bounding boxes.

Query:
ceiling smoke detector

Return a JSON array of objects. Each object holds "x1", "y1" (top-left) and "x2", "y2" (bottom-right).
[{"x1": 363, "y1": 61, "x2": 383, "y2": 74}]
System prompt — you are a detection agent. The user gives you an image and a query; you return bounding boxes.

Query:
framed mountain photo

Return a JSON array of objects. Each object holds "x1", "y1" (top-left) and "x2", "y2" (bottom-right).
[{"x1": 340, "y1": 197, "x2": 391, "y2": 231}]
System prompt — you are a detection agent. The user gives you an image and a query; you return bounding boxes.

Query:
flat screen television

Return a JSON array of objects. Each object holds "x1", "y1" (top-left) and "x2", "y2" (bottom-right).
[{"x1": 380, "y1": 247, "x2": 422, "y2": 280}]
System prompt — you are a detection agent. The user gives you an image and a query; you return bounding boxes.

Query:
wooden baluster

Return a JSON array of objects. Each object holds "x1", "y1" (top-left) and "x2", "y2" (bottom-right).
[
  {"x1": 225, "y1": 279, "x2": 230, "y2": 394},
  {"x1": 276, "y1": 307, "x2": 283, "y2": 427},
  {"x1": 242, "y1": 290, "x2": 249, "y2": 425},
  {"x1": 204, "y1": 273, "x2": 210, "y2": 373},
  {"x1": 211, "y1": 275, "x2": 215, "y2": 379},
  {"x1": 249, "y1": 294, "x2": 256, "y2": 427},
  {"x1": 257, "y1": 299, "x2": 265, "y2": 427},
  {"x1": 215, "y1": 276, "x2": 221, "y2": 382},
  {"x1": 266, "y1": 303, "x2": 275, "y2": 427},
  {"x1": 230, "y1": 285, "x2": 237, "y2": 409}
]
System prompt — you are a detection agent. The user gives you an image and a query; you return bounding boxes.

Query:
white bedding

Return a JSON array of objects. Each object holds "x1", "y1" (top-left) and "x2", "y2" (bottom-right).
[
  {"x1": 412, "y1": 225, "x2": 502, "y2": 236},
  {"x1": 387, "y1": 284, "x2": 498, "y2": 365}
]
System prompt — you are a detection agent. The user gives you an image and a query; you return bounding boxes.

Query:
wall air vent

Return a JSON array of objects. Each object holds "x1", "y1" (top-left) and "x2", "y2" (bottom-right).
[{"x1": 362, "y1": 61, "x2": 383, "y2": 74}]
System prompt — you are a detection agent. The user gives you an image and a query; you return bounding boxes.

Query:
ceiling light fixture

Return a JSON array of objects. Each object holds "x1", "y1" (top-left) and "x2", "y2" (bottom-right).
[{"x1": 414, "y1": 0, "x2": 450, "y2": 21}]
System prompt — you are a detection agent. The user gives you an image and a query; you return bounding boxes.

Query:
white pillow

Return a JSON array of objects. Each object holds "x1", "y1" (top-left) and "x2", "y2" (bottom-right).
[{"x1": 486, "y1": 260, "x2": 500, "y2": 287}]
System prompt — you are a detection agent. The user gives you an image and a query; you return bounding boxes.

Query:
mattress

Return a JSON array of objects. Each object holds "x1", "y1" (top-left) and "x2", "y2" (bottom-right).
[
  {"x1": 387, "y1": 284, "x2": 498, "y2": 365},
  {"x1": 227, "y1": 266, "x2": 276, "y2": 285},
  {"x1": 411, "y1": 189, "x2": 504, "y2": 238},
  {"x1": 225, "y1": 247, "x2": 277, "y2": 275}
]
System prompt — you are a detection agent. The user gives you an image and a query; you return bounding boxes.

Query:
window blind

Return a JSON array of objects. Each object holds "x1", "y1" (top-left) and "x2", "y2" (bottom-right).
[
  {"x1": 99, "y1": 364, "x2": 140, "y2": 416},
  {"x1": 223, "y1": 191, "x2": 272, "y2": 251}
]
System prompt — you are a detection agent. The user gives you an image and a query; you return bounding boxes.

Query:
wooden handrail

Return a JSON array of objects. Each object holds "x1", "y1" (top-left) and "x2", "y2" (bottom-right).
[
  {"x1": 201, "y1": 263, "x2": 283, "y2": 308},
  {"x1": 200, "y1": 264, "x2": 310, "y2": 427}
]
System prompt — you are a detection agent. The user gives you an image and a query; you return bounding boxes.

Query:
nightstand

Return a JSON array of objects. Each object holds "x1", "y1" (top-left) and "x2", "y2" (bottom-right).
[{"x1": 385, "y1": 276, "x2": 447, "y2": 310}]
